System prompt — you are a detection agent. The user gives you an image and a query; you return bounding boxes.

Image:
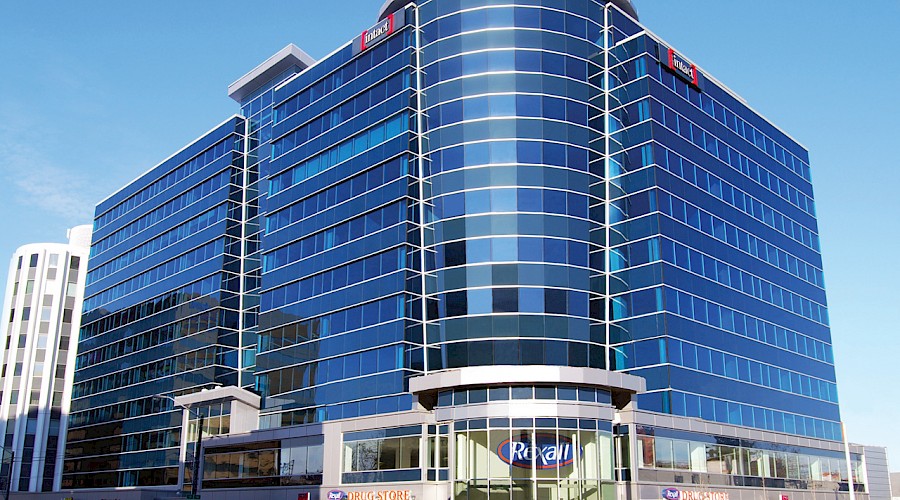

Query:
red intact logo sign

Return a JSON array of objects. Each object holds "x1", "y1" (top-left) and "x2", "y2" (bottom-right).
[
  {"x1": 361, "y1": 14, "x2": 395, "y2": 51},
  {"x1": 667, "y1": 48, "x2": 700, "y2": 88}
]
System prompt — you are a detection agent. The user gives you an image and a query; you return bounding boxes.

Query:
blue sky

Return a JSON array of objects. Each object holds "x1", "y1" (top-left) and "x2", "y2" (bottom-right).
[{"x1": 1, "y1": 0, "x2": 897, "y2": 467}]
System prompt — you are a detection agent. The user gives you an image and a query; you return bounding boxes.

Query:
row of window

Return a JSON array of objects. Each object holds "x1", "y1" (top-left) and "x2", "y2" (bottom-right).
[
  {"x1": 63, "y1": 461, "x2": 179, "y2": 488},
  {"x1": 650, "y1": 234, "x2": 827, "y2": 322},
  {"x1": 5, "y1": 358, "x2": 62, "y2": 378},
  {"x1": 617, "y1": 120, "x2": 822, "y2": 258},
  {"x1": 68, "y1": 393, "x2": 172, "y2": 428},
  {"x1": 273, "y1": 31, "x2": 409, "y2": 124},
  {"x1": 643, "y1": 391, "x2": 841, "y2": 442},
  {"x1": 72, "y1": 345, "x2": 222, "y2": 399},
  {"x1": 263, "y1": 247, "x2": 406, "y2": 310},
  {"x1": 272, "y1": 47, "x2": 407, "y2": 135},
  {"x1": 626, "y1": 162, "x2": 822, "y2": 290},
  {"x1": 430, "y1": 92, "x2": 592, "y2": 131},
  {"x1": 93, "y1": 138, "x2": 233, "y2": 230},
  {"x1": 91, "y1": 169, "x2": 231, "y2": 258},
  {"x1": 421, "y1": 5, "x2": 602, "y2": 48},
  {"x1": 437, "y1": 385, "x2": 612, "y2": 407},
  {"x1": 646, "y1": 50, "x2": 812, "y2": 183},
  {"x1": 262, "y1": 344, "x2": 405, "y2": 397},
  {"x1": 612, "y1": 237, "x2": 832, "y2": 362},
  {"x1": 271, "y1": 85, "x2": 409, "y2": 163},
  {"x1": 612, "y1": 80, "x2": 811, "y2": 228},
  {"x1": 265, "y1": 156, "x2": 408, "y2": 234},
  {"x1": 652, "y1": 100, "x2": 816, "y2": 218},
  {"x1": 262, "y1": 202, "x2": 406, "y2": 273},
  {"x1": 438, "y1": 186, "x2": 590, "y2": 221},
  {"x1": 204, "y1": 440, "x2": 324, "y2": 481},
  {"x1": 84, "y1": 238, "x2": 224, "y2": 312},
  {"x1": 75, "y1": 309, "x2": 224, "y2": 369},
  {"x1": 651, "y1": 189, "x2": 825, "y2": 311},
  {"x1": 426, "y1": 111, "x2": 595, "y2": 165},
  {"x1": 124, "y1": 429, "x2": 179, "y2": 453},
  {"x1": 260, "y1": 397, "x2": 415, "y2": 434},
  {"x1": 426, "y1": 49, "x2": 594, "y2": 90},
  {"x1": 11, "y1": 278, "x2": 76, "y2": 300},
  {"x1": 437, "y1": 337, "x2": 607, "y2": 371},
  {"x1": 612, "y1": 35, "x2": 811, "y2": 185},
  {"x1": 268, "y1": 113, "x2": 407, "y2": 191},
  {"x1": 635, "y1": 336, "x2": 837, "y2": 404},
  {"x1": 664, "y1": 286, "x2": 833, "y2": 362},
  {"x1": 257, "y1": 370, "x2": 408, "y2": 415},
  {"x1": 687, "y1": 337, "x2": 835, "y2": 403},
  {"x1": 257, "y1": 314, "x2": 402, "y2": 366},
  {"x1": 616, "y1": 283, "x2": 832, "y2": 365},
  {"x1": 273, "y1": 71, "x2": 407, "y2": 152},
  {"x1": 636, "y1": 432, "x2": 858, "y2": 483},
  {"x1": 651, "y1": 138, "x2": 819, "y2": 253},
  {"x1": 15, "y1": 252, "x2": 74, "y2": 270},
  {"x1": 419, "y1": 0, "x2": 606, "y2": 23},
  {"x1": 87, "y1": 204, "x2": 227, "y2": 286},
  {"x1": 430, "y1": 139, "x2": 591, "y2": 175},
  {"x1": 80, "y1": 274, "x2": 220, "y2": 340},
  {"x1": 441, "y1": 237, "x2": 591, "y2": 269},
  {"x1": 343, "y1": 435, "x2": 420, "y2": 473},
  {"x1": 443, "y1": 287, "x2": 590, "y2": 318},
  {"x1": 648, "y1": 197, "x2": 828, "y2": 325},
  {"x1": 258, "y1": 294, "x2": 407, "y2": 354}
]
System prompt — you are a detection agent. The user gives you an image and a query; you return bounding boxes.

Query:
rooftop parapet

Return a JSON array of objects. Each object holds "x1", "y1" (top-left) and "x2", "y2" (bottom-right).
[{"x1": 228, "y1": 44, "x2": 316, "y2": 103}]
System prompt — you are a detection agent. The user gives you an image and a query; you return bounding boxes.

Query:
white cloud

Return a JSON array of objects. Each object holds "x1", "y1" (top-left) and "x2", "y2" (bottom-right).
[{"x1": 0, "y1": 121, "x2": 100, "y2": 223}]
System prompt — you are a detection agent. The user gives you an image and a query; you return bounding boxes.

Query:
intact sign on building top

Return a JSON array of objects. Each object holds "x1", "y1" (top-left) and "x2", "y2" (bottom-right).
[
  {"x1": 354, "y1": 11, "x2": 406, "y2": 54},
  {"x1": 667, "y1": 48, "x2": 701, "y2": 88}
]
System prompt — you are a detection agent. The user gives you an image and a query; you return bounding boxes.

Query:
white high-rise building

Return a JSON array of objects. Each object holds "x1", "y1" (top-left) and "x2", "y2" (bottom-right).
[{"x1": 0, "y1": 225, "x2": 90, "y2": 492}]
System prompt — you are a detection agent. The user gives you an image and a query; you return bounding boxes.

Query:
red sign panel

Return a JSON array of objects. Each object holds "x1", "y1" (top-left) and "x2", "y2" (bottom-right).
[{"x1": 361, "y1": 13, "x2": 395, "y2": 52}]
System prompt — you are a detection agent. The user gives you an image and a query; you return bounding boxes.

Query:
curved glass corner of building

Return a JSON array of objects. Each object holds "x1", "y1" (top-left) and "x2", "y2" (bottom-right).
[{"x1": 418, "y1": 0, "x2": 614, "y2": 373}]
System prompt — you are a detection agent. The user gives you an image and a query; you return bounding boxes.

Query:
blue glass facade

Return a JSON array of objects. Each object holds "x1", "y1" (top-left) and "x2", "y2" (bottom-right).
[
  {"x1": 255, "y1": 16, "x2": 423, "y2": 427},
  {"x1": 415, "y1": 0, "x2": 838, "y2": 441},
  {"x1": 602, "y1": 15, "x2": 839, "y2": 439},
  {"x1": 65, "y1": 0, "x2": 844, "y2": 490},
  {"x1": 420, "y1": 0, "x2": 608, "y2": 373},
  {"x1": 64, "y1": 117, "x2": 252, "y2": 488}
]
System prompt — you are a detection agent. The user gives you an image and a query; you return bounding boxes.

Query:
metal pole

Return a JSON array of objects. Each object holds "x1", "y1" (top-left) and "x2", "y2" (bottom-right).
[
  {"x1": 192, "y1": 414, "x2": 203, "y2": 498},
  {"x1": 842, "y1": 422, "x2": 856, "y2": 500},
  {"x1": 5, "y1": 450, "x2": 13, "y2": 500}
]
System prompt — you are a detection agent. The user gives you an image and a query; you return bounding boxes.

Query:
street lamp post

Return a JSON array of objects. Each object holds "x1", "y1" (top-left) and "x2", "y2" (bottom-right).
[
  {"x1": 0, "y1": 447, "x2": 14, "y2": 500},
  {"x1": 190, "y1": 412, "x2": 203, "y2": 499}
]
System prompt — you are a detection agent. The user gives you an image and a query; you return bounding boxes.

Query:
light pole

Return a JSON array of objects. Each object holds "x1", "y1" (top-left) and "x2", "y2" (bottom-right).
[
  {"x1": 155, "y1": 393, "x2": 210, "y2": 498},
  {"x1": 0, "y1": 447, "x2": 14, "y2": 500}
]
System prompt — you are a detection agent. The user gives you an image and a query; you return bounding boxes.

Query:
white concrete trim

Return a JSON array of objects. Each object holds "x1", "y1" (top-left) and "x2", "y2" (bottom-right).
[{"x1": 409, "y1": 365, "x2": 646, "y2": 394}]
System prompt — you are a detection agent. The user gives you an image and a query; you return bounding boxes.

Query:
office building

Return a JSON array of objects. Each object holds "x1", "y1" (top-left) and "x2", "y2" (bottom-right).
[
  {"x1": 63, "y1": 118, "x2": 256, "y2": 488},
  {"x1": 63, "y1": 0, "x2": 890, "y2": 499},
  {"x1": 0, "y1": 225, "x2": 90, "y2": 492}
]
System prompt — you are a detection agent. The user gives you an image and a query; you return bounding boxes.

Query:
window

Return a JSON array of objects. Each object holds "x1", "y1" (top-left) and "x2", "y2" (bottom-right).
[
  {"x1": 343, "y1": 436, "x2": 420, "y2": 472},
  {"x1": 636, "y1": 431, "x2": 854, "y2": 485}
]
